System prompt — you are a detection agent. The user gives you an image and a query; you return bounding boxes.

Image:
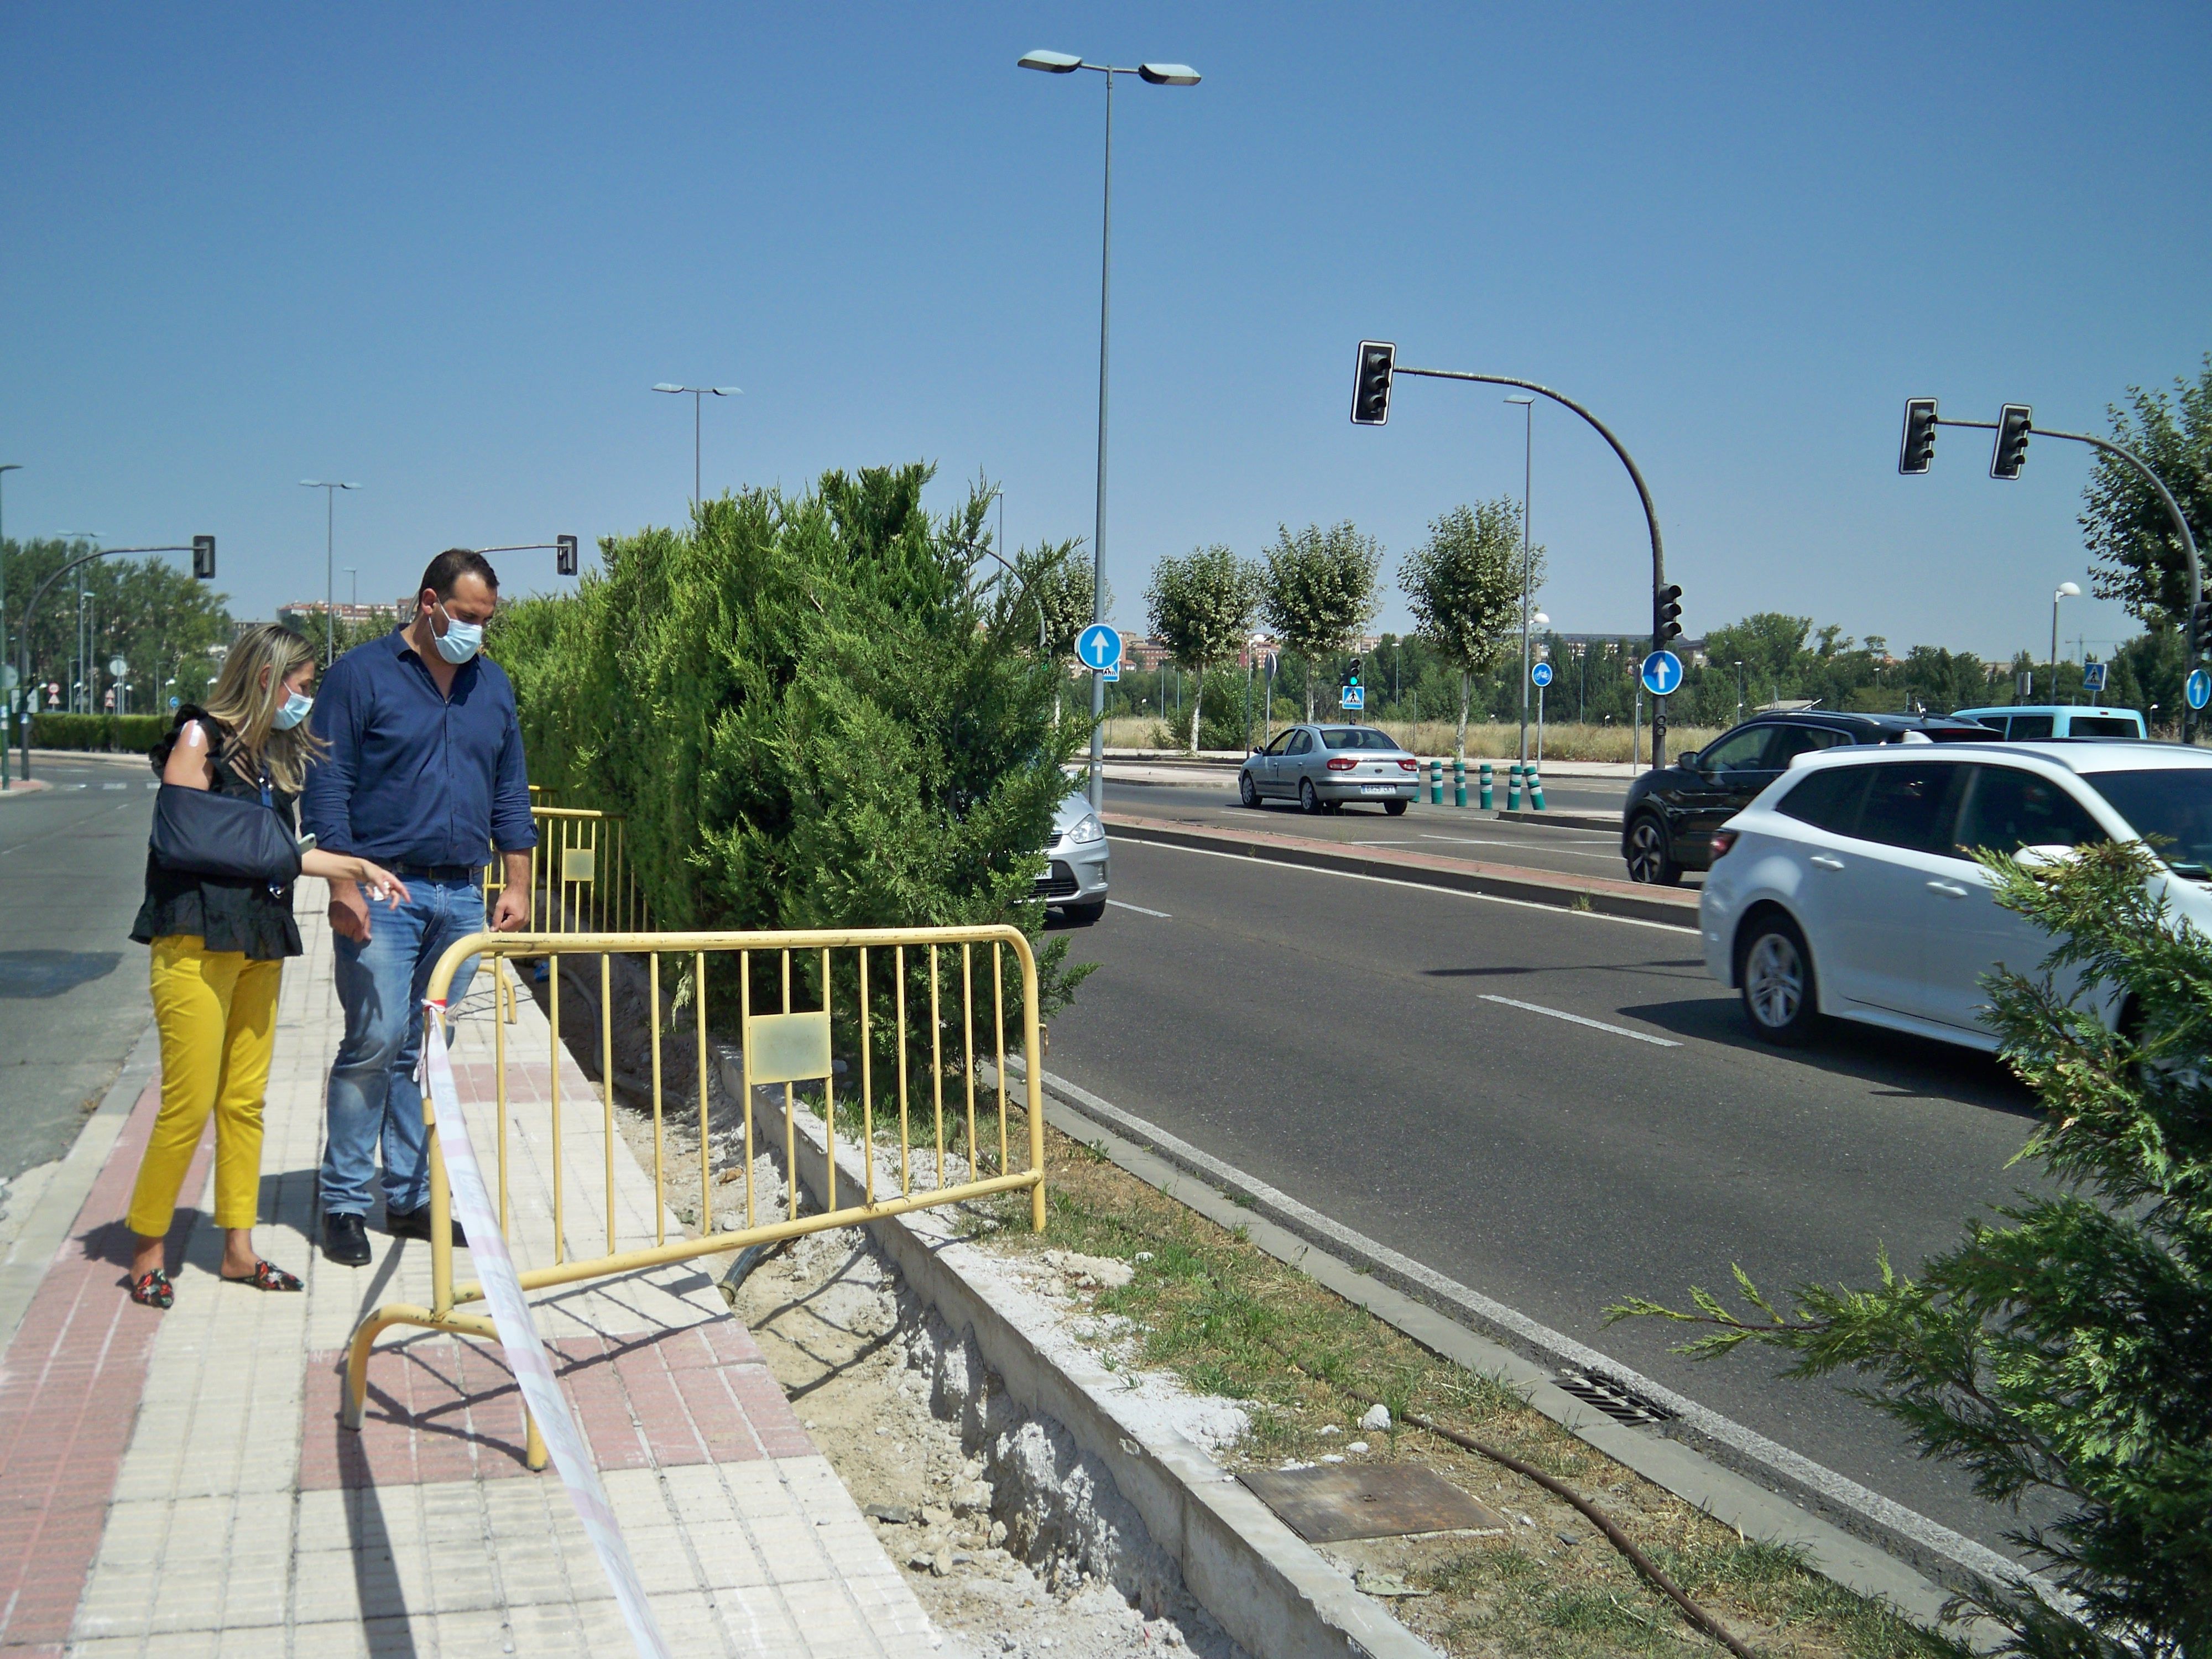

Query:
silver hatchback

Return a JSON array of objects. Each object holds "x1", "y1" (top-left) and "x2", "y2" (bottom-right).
[{"x1": 1239, "y1": 724, "x2": 1420, "y2": 815}]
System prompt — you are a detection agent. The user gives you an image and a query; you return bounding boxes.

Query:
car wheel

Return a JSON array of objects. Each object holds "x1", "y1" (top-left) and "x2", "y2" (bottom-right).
[
  {"x1": 1062, "y1": 899, "x2": 1106, "y2": 926},
  {"x1": 1299, "y1": 779, "x2": 1321, "y2": 815},
  {"x1": 1740, "y1": 915, "x2": 1819, "y2": 1045},
  {"x1": 1239, "y1": 771, "x2": 1260, "y2": 808},
  {"x1": 1624, "y1": 815, "x2": 1682, "y2": 885},
  {"x1": 1384, "y1": 799, "x2": 1409, "y2": 817}
]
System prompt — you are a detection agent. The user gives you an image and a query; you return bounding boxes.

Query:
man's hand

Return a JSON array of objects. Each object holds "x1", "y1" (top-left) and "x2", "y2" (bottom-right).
[
  {"x1": 491, "y1": 885, "x2": 531, "y2": 932},
  {"x1": 491, "y1": 850, "x2": 534, "y2": 932},
  {"x1": 329, "y1": 880, "x2": 371, "y2": 943}
]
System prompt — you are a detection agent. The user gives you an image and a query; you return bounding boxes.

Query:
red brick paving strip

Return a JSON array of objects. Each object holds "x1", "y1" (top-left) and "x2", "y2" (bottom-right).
[
  {"x1": 0, "y1": 1076, "x2": 209, "y2": 1655},
  {"x1": 298, "y1": 1318, "x2": 805, "y2": 1489}
]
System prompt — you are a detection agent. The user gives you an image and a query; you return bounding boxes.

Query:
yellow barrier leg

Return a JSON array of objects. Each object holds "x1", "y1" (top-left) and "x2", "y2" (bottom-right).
[{"x1": 524, "y1": 1406, "x2": 549, "y2": 1472}]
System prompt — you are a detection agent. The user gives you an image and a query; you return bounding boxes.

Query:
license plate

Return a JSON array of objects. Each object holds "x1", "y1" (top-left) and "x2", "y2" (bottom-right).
[{"x1": 1359, "y1": 784, "x2": 1396, "y2": 795}]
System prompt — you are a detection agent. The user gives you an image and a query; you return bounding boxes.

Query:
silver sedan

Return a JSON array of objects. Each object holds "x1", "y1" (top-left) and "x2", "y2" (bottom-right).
[
  {"x1": 1238, "y1": 725, "x2": 1420, "y2": 815},
  {"x1": 1034, "y1": 789, "x2": 1108, "y2": 924}
]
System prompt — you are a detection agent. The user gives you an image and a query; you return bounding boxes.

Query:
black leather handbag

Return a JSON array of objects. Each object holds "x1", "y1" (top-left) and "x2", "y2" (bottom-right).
[{"x1": 149, "y1": 781, "x2": 304, "y2": 884}]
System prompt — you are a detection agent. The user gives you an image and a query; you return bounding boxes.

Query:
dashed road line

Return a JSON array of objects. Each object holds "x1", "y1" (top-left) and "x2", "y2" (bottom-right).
[{"x1": 1477, "y1": 993, "x2": 1682, "y2": 1046}]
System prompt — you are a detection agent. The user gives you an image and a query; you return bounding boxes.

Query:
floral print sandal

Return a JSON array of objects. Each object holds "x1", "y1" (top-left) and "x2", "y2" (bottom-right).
[
  {"x1": 221, "y1": 1259, "x2": 303, "y2": 1292},
  {"x1": 128, "y1": 1269, "x2": 174, "y2": 1309}
]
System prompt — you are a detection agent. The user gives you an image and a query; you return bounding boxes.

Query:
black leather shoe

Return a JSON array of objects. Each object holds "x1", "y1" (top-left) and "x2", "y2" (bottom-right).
[
  {"x1": 385, "y1": 1205, "x2": 466, "y2": 1248},
  {"x1": 321, "y1": 1212, "x2": 372, "y2": 1266}
]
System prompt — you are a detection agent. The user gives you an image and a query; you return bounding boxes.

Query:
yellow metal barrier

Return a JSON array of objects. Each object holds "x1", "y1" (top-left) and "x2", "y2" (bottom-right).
[
  {"x1": 485, "y1": 804, "x2": 647, "y2": 936},
  {"x1": 341, "y1": 922, "x2": 1047, "y2": 1469}
]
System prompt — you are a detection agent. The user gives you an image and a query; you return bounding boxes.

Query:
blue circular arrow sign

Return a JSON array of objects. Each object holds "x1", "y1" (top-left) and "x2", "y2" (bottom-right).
[
  {"x1": 1639, "y1": 650, "x2": 1684, "y2": 697},
  {"x1": 1075, "y1": 623, "x2": 1123, "y2": 672},
  {"x1": 1530, "y1": 661, "x2": 1553, "y2": 688},
  {"x1": 2188, "y1": 667, "x2": 2211, "y2": 712}
]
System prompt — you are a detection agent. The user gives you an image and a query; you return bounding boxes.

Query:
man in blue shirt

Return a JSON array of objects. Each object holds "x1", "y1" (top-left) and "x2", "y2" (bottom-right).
[{"x1": 302, "y1": 548, "x2": 536, "y2": 1266}]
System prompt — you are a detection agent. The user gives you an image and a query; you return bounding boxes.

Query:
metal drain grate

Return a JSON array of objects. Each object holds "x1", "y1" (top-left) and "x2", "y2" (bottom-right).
[{"x1": 1554, "y1": 1370, "x2": 1677, "y2": 1428}]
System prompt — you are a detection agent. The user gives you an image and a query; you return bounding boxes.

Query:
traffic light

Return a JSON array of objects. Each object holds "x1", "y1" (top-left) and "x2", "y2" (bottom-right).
[
  {"x1": 1990, "y1": 404, "x2": 2032, "y2": 480},
  {"x1": 1346, "y1": 656, "x2": 1363, "y2": 689},
  {"x1": 1655, "y1": 584, "x2": 1683, "y2": 643},
  {"x1": 2191, "y1": 596, "x2": 2212, "y2": 657},
  {"x1": 1350, "y1": 340, "x2": 1396, "y2": 426},
  {"x1": 556, "y1": 534, "x2": 578, "y2": 576},
  {"x1": 1898, "y1": 398, "x2": 1938, "y2": 474},
  {"x1": 191, "y1": 535, "x2": 216, "y2": 580}
]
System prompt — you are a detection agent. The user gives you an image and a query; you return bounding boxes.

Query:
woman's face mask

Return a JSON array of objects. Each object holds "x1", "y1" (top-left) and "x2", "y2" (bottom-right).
[
  {"x1": 273, "y1": 690, "x2": 315, "y2": 731},
  {"x1": 433, "y1": 600, "x2": 484, "y2": 664}
]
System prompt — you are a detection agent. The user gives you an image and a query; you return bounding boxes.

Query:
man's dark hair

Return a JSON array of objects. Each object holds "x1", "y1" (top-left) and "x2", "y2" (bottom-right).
[{"x1": 418, "y1": 547, "x2": 500, "y2": 603}]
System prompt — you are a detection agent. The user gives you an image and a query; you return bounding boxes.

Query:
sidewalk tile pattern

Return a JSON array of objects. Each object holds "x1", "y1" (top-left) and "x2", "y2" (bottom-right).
[{"x1": 0, "y1": 897, "x2": 940, "y2": 1657}]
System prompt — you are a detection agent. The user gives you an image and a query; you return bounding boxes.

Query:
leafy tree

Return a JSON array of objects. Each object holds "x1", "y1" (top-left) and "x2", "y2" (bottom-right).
[
  {"x1": 1147, "y1": 545, "x2": 1261, "y2": 753},
  {"x1": 1613, "y1": 841, "x2": 2212, "y2": 1657},
  {"x1": 1261, "y1": 521, "x2": 1382, "y2": 719},
  {"x1": 1396, "y1": 500, "x2": 1530, "y2": 761},
  {"x1": 4, "y1": 537, "x2": 232, "y2": 714},
  {"x1": 984, "y1": 536, "x2": 1102, "y2": 725},
  {"x1": 2079, "y1": 355, "x2": 2212, "y2": 624}
]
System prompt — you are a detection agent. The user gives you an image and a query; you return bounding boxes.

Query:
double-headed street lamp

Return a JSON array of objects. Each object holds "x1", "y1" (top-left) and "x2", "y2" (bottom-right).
[
  {"x1": 0, "y1": 463, "x2": 20, "y2": 789},
  {"x1": 300, "y1": 480, "x2": 360, "y2": 665},
  {"x1": 1019, "y1": 47, "x2": 1201, "y2": 812},
  {"x1": 652, "y1": 384, "x2": 742, "y2": 511}
]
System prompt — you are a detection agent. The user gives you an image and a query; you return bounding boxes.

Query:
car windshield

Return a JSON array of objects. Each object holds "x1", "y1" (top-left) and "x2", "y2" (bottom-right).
[
  {"x1": 2082, "y1": 769, "x2": 2212, "y2": 879},
  {"x1": 1321, "y1": 728, "x2": 1404, "y2": 752}
]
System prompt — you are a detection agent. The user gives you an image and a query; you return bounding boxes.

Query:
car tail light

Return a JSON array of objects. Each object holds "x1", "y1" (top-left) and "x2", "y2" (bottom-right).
[
  {"x1": 1397, "y1": 757, "x2": 1418, "y2": 771},
  {"x1": 1327, "y1": 757, "x2": 1357, "y2": 771},
  {"x1": 1710, "y1": 829, "x2": 1740, "y2": 859}
]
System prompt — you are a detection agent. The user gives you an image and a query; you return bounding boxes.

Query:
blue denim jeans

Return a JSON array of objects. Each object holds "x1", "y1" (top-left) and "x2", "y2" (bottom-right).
[{"x1": 319, "y1": 876, "x2": 484, "y2": 1217}]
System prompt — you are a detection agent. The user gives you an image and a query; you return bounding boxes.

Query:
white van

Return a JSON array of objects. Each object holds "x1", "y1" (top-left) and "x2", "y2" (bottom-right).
[{"x1": 1951, "y1": 705, "x2": 2145, "y2": 741}]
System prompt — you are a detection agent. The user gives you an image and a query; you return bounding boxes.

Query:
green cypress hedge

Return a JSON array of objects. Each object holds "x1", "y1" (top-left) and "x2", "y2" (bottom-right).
[
  {"x1": 29, "y1": 713, "x2": 169, "y2": 752},
  {"x1": 491, "y1": 465, "x2": 1091, "y2": 1020}
]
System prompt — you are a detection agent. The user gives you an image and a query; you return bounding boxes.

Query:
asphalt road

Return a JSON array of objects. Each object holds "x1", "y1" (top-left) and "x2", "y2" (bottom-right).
[
  {"x1": 1048, "y1": 833, "x2": 2041, "y2": 1557},
  {"x1": 0, "y1": 754, "x2": 161, "y2": 1182},
  {"x1": 1102, "y1": 777, "x2": 1690, "y2": 889}
]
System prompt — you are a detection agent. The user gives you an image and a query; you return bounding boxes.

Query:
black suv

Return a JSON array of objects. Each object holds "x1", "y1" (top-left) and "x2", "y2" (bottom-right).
[{"x1": 1620, "y1": 712, "x2": 1995, "y2": 884}]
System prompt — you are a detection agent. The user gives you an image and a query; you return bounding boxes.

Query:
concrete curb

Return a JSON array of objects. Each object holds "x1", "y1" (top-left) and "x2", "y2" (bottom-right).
[
  {"x1": 729, "y1": 1055, "x2": 1443, "y2": 1659},
  {"x1": 1491, "y1": 808, "x2": 1620, "y2": 832},
  {"x1": 1104, "y1": 813, "x2": 1698, "y2": 928},
  {"x1": 1011, "y1": 1058, "x2": 2031, "y2": 1644},
  {"x1": 0, "y1": 778, "x2": 54, "y2": 799},
  {"x1": 0, "y1": 1019, "x2": 160, "y2": 1353}
]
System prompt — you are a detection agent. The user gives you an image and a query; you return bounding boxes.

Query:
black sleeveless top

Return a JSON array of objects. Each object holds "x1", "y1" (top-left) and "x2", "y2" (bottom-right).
[{"x1": 130, "y1": 707, "x2": 305, "y2": 961}]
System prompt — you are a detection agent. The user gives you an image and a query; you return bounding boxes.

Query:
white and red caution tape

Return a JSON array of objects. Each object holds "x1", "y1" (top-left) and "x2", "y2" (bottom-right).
[{"x1": 420, "y1": 1001, "x2": 672, "y2": 1659}]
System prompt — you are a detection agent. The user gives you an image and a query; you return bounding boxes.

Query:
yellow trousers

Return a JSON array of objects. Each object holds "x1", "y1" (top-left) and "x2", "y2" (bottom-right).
[{"x1": 127, "y1": 936, "x2": 285, "y2": 1238}]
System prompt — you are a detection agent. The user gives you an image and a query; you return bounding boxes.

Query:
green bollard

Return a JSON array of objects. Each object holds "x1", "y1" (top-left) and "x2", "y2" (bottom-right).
[
  {"x1": 1478, "y1": 761, "x2": 1494, "y2": 810},
  {"x1": 1428, "y1": 758, "x2": 1443, "y2": 805},
  {"x1": 1506, "y1": 763, "x2": 1522, "y2": 811},
  {"x1": 1452, "y1": 758, "x2": 1467, "y2": 808},
  {"x1": 1528, "y1": 766, "x2": 1546, "y2": 811}
]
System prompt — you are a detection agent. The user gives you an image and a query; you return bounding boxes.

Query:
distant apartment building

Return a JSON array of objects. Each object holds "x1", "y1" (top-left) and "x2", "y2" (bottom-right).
[{"x1": 276, "y1": 598, "x2": 408, "y2": 634}]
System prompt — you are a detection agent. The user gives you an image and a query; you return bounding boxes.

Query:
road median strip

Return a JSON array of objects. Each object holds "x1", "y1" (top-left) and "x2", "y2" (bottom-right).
[{"x1": 1104, "y1": 811, "x2": 1698, "y2": 927}]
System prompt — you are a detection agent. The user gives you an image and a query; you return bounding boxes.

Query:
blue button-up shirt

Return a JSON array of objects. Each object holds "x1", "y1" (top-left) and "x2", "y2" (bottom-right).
[{"x1": 301, "y1": 629, "x2": 537, "y2": 869}]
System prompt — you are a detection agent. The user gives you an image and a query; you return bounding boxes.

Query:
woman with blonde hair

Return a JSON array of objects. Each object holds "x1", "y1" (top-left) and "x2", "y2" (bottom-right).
[{"x1": 124, "y1": 623, "x2": 412, "y2": 1308}]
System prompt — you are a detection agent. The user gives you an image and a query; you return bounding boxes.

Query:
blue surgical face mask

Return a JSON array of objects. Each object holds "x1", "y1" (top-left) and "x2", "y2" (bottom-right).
[
  {"x1": 433, "y1": 602, "x2": 484, "y2": 665},
  {"x1": 273, "y1": 690, "x2": 315, "y2": 731}
]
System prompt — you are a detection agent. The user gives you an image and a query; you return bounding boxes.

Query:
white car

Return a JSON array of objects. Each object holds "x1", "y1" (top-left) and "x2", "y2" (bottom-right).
[
  {"x1": 1035, "y1": 789, "x2": 1109, "y2": 925},
  {"x1": 1700, "y1": 741, "x2": 2212, "y2": 1049}
]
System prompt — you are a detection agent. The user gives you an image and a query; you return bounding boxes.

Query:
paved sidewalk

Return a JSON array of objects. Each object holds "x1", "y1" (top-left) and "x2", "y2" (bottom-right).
[{"x1": 0, "y1": 897, "x2": 944, "y2": 1657}]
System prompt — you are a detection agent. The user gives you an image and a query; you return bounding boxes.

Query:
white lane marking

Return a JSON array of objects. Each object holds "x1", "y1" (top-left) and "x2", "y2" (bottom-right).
[
  {"x1": 1106, "y1": 835, "x2": 1700, "y2": 934},
  {"x1": 1417, "y1": 833, "x2": 1619, "y2": 858},
  {"x1": 103, "y1": 782, "x2": 126, "y2": 790},
  {"x1": 1478, "y1": 993, "x2": 1681, "y2": 1046},
  {"x1": 1105, "y1": 899, "x2": 1172, "y2": 918}
]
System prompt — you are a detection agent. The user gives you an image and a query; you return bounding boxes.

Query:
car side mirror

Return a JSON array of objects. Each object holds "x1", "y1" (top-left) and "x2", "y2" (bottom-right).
[{"x1": 1679, "y1": 748, "x2": 1703, "y2": 770}]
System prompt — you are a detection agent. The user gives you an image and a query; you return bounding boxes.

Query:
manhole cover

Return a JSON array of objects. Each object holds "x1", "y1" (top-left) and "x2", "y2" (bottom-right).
[{"x1": 1239, "y1": 1463, "x2": 1505, "y2": 1543}]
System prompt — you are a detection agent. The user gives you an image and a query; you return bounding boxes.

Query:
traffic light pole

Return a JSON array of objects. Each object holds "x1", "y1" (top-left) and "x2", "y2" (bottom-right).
[
  {"x1": 1933, "y1": 416, "x2": 2202, "y2": 744},
  {"x1": 15, "y1": 545, "x2": 197, "y2": 782},
  {"x1": 1390, "y1": 367, "x2": 1674, "y2": 768}
]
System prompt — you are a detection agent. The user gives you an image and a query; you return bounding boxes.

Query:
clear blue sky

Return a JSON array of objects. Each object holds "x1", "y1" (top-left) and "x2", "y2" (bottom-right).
[{"x1": 6, "y1": 3, "x2": 2208, "y2": 663}]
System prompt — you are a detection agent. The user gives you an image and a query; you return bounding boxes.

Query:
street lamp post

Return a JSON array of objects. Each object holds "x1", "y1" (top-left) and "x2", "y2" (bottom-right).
[
  {"x1": 1531, "y1": 611, "x2": 1550, "y2": 768},
  {"x1": 2050, "y1": 581, "x2": 2080, "y2": 702},
  {"x1": 299, "y1": 481, "x2": 359, "y2": 665},
  {"x1": 1505, "y1": 395, "x2": 1536, "y2": 768},
  {"x1": 1019, "y1": 46, "x2": 1201, "y2": 812},
  {"x1": 0, "y1": 463, "x2": 19, "y2": 790},
  {"x1": 1734, "y1": 660, "x2": 1745, "y2": 724},
  {"x1": 651, "y1": 385, "x2": 742, "y2": 511}
]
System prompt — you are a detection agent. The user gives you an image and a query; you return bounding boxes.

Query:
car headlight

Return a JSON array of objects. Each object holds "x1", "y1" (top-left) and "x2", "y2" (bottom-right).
[{"x1": 1063, "y1": 813, "x2": 1104, "y2": 846}]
